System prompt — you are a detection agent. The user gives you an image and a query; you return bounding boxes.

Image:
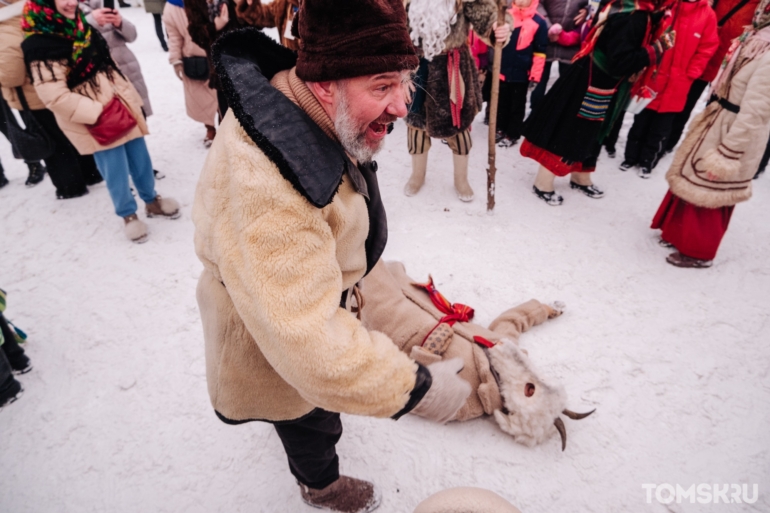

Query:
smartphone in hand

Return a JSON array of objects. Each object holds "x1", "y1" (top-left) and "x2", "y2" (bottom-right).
[{"x1": 103, "y1": 0, "x2": 115, "y2": 11}]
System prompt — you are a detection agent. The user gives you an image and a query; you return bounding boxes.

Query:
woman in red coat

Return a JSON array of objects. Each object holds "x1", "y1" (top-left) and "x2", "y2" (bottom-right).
[{"x1": 620, "y1": 0, "x2": 719, "y2": 178}]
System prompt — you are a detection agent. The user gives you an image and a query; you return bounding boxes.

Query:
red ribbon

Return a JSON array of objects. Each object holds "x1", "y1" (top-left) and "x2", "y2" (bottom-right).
[
  {"x1": 413, "y1": 276, "x2": 475, "y2": 346},
  {"x1": 447, "y1": 48, "x2": 464, "y2": 129}
]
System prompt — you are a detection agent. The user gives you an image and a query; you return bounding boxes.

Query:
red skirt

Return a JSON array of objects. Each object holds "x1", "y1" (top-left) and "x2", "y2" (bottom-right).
[
  {"x1": 651, "y1": 190, "x2": 734, "y2": 261},
  {"x1": 520, "y1": 139, "x2": 596, "y2": 177}
]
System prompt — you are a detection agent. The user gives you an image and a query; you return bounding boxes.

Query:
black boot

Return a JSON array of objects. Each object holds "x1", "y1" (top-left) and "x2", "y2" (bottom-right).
[
  {"x1": 25, "y1": 161, "x2": 47, "y2": 187},
  {"x1": 0, "y1": 315, "x2": 31, "y2": 375},
  {"x1": 0, "y1": 374, "x2": 23, "y2": 409},
  {"x1": 0, "y1": 160, "x2": 8, "y2": 189}
]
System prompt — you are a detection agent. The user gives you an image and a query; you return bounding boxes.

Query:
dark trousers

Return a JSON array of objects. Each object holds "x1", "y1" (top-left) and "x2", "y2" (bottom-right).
[
  {"x1": 497, "y1": 82, "x2": 529, "y2": 140},
  {"x1": 603, "y1": 110, "x2": 626, "y2": 151},
  {"x1": 30, "y1": 109, "x2": 102, "y2": 196},
  {"x1": 624, "y1": 109, "x2": 677, "y2": 169},
  {"x1": 0, "y1": 343, "x2": 12, "y2": 390},
  {"x1": 273, "y1": 409, "x2": 342, "y2": 490},
  {"x1": 530, "y1": 61, "x2": 572, "y2": 112},
  {"x1": 152, "y1": 13, "x2": 168, "y2": 51},
  {"x1": 664, "y1": 79, "x2": 709, "y2": 153},
  {"x1": 0, "y1": 314, "x2": 24, "y2": 366}
]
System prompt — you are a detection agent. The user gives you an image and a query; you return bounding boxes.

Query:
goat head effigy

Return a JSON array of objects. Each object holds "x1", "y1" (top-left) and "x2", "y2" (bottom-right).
[{"x1": 358, "y1": 260, "x2": 594, "y2": 450}]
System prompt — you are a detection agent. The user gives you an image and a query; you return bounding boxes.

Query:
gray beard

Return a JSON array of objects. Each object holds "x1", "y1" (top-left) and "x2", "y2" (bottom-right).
[{"x1": 334, "y1": 91, "x2": 383, "y2": 164}]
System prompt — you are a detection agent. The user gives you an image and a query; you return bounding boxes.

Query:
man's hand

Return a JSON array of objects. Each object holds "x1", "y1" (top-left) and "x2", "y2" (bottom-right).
[
  {"x1": 574, "y1": 8, "x2": 588, "y2": 26},
  {"x1": 173, "y1": 62, "x2": 184, "y2": 81},
  {"x1": 214, "y1": 2, "x2": 229, "y2": 31},
  {"x1": 411, "y1": 358, "x2": 472, "y2": 424},
  {"x1": 492, "y1": 21, "x2": 512, "y2": 45}
]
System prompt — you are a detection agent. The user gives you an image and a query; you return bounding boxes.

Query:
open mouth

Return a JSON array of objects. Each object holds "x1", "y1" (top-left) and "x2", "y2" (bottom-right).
[{"x1": 368, "y1": 121, "x2": 389, "y2": 138}]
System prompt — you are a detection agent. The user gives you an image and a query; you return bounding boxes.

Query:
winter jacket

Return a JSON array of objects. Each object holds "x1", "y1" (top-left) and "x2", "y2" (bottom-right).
[
  {"x1": 0, "y1": 0, "x2": 45, "y2": 111},
  {"x1": 163, "y1": 2, "x2": 217, "y2": 125},
  {"x1": 193, "y1": 30, "x2": 428, "y2": 423},
  {"x1": 81, "y1": 0, "x2": 153, "y2": 117},
  {"x1": 498, "y1": 14, "x2": 548, "y2": 83},
  {"x1": 537, "y1": 0, "x2": 589, "y2": 63},
  {"x1": 235, "y1": 0, "x2": 300, "y2": 51},
  {"x1": 27, "y1": 60, "x2": 148, "y2": 155},
  {"x1": 646, "y1": 0, "x2": 719, "y2": 113},
  {"x1": 701, "y1": 0, "x2": 761, "y2": 82},
  {"x1": 667, "y1": 26, "x2": 770, "y2": 208}
]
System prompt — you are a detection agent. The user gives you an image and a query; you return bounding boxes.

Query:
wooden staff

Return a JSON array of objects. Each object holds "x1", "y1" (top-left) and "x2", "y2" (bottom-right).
[{"x1": 486, "y1": 0, "x2": 509, "y2": 212}]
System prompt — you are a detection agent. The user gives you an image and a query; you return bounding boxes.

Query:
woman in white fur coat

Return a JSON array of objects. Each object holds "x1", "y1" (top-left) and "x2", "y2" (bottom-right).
[{"x1": 651, "y1": 0, "x2": 770, "y2": 268}]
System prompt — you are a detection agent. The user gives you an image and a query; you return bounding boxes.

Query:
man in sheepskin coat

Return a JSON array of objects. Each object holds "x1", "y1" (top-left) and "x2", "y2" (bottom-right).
[
  {"x1": 403, "y1": 0, "x2": 510, "y2": 202},
  {"x1": 192, "y1": 1, "x2": 472, "y2": 511}
]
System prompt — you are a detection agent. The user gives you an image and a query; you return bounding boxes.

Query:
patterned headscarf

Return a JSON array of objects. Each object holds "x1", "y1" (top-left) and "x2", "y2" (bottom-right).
[
  {"x1": 754, "y1": 0, "x2": 770, "y2": 30},
  {"x1": 21, "y1": 0, "x2": 93, "y2": 64},
  {"x1": 20, "y1": 0, "x2": 120, "y2": 91}
]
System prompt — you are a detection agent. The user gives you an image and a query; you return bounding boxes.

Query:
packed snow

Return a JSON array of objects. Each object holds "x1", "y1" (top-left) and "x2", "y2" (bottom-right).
[{"x1": 1, "y1": 7, "x2": 768, "y2": 513}]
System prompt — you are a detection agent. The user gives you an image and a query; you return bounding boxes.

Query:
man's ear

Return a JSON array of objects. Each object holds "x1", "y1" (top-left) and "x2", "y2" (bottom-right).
[{"x1": 306, "y1": 81, "x2": 336, "y2": 107}]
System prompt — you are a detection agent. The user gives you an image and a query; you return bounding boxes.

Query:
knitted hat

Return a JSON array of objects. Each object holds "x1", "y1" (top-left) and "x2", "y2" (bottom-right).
[{"x1": 295, "y1": 0, "x2": 419, "y2": 82}]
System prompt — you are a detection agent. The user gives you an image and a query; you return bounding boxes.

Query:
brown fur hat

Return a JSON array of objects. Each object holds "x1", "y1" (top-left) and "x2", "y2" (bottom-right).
[{"x1": 295, "y1": 0, "x2": 419, "y2": 82}]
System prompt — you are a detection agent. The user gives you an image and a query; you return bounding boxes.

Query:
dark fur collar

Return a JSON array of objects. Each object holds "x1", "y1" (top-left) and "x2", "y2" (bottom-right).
[{"x1": 212, "y1": 28, "x2": 349, "y2": 208}]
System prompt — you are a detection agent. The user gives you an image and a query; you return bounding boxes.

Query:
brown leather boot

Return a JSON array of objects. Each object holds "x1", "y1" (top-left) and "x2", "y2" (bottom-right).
[
  {"x1": 145, "y1": 195, "x2": 181, "y2": 219},
  {"x1": 204, "y1": 125, "x2": 216, "y2": 148},
  {"x1": 299, "y1": 476, "x2": 381, "y2": 513}
]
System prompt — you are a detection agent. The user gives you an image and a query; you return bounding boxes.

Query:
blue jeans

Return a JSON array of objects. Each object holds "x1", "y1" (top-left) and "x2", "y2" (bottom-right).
[{"x1": 93, "y1": 137, "x2": 157, "y2": 218}]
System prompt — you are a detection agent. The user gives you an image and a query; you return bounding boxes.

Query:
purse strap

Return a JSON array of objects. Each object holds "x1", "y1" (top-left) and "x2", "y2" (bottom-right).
[{"x1": 14, "y1": 87, "x2": 31, "y2": 112}]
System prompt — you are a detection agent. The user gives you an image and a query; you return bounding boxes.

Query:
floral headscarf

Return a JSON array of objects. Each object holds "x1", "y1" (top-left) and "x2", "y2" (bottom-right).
[
  {"x1": 20, "y1": 0, "x2": 120, "y2": 91},
  {"x1": 754, "y1": 0, "x2": 770, "y2": 30},
  {"x1": 21, "y1": 0, "x2": 93, "y2": 64}
]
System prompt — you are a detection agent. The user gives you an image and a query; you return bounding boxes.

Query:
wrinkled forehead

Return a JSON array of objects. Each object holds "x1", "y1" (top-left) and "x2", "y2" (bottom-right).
[{"x1": 341, "y1": 70, "x2": 413, "y2": 87}]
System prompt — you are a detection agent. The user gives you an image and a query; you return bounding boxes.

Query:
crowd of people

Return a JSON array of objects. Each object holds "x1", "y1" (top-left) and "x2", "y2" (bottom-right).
[
  {"x1": 1, "y1": 0, "x2": 769, "y2": 511},
  {"x1": 0, "y1": 0, "x2": 767, "y2": 263}
]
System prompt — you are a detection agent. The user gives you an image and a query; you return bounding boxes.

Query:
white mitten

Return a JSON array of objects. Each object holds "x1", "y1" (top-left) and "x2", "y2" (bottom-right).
[{"x1": 411, "y1": 358, "x2": 472, "y2": 424}]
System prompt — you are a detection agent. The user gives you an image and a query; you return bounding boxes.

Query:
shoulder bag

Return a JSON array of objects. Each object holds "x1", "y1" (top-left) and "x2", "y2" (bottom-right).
[
  {"x1": 86, "y1": 93, "x2": 137, "y2": 146},
  {"x1": 0, "y1": 88, "x2": 54, "y2": 162}
]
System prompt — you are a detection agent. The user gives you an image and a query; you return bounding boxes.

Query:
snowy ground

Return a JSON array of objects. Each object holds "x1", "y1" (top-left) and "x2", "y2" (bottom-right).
[{"x1": 1, "y1": 7, "x2": 769, "y2": 513}]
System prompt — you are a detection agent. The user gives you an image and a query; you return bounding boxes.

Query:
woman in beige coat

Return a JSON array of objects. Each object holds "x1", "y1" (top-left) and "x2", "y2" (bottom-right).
[
  {"x1": 22, "y1": 0, "x2": 180, "y2": 242},
  {"x1": 652, "y1": 0, "x2": 770, "y2": 268},
  {"x1": 0, "y1": 0, "x2": 102, "y2": 195},
  {"x1": 163, "y1": 0, "x2": 217, "y2": 146}
]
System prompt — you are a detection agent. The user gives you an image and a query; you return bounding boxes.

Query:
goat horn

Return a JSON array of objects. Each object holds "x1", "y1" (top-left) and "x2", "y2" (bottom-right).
[
  {"x1": 554, "y1": 417, "x2": 567, "y2": 451},
  {"x1": 562, "y1": 408, "x2": 596, "y2": 420}
]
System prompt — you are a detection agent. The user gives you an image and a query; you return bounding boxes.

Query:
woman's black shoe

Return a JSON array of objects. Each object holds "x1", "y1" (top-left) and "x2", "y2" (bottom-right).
[
  {"x1": 57, "y1": 188, "x2": 89, "y2": 200},
  {"x1": 25, "y1": 162, "x2": 47, "y2": 187},
  {"x1": 570, "y1": 181, "x2": 605, "y2": 199},
  {"x1": 0, "y1": 165, "x2": 8, "y2": 189},
  {"x1": 0, "y1": 375, "x2": 23, "y2": 409},
  {"x1": 532, "y1": 185, "x2": 563, "y2": 206}
]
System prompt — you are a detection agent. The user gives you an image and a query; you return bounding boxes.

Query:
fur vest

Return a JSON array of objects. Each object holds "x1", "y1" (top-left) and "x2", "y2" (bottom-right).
[{"x1": 405, "y1": 0, "x2": 498, "y2": 137}]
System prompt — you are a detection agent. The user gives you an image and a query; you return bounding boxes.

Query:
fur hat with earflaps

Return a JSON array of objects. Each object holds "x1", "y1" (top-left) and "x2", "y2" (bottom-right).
[{"x1": 294, "y1": 0, "x2": 419, "y2": 82}]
